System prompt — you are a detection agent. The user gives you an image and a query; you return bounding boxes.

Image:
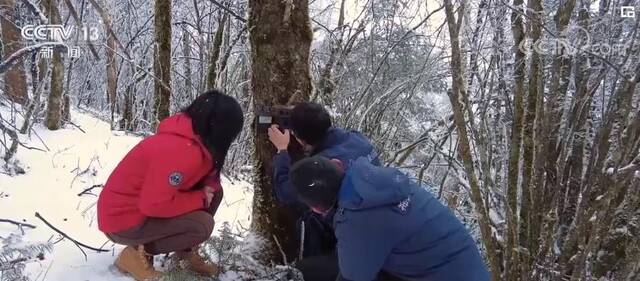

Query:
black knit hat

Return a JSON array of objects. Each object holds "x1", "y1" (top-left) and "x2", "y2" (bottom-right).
[
  {"x1": 291, "y1": 102, "x2": 332, "y2": 145},
  {"x1": 290, "y1": 156, "x2": 344, "y2": 209}
]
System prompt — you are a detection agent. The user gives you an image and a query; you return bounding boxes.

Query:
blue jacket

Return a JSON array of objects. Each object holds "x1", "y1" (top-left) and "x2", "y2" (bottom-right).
[
  {"x1": 334, "y1": 158, "x2": 490, "y2": 281},
  {"x1": 273, "y1": 128, "x2": 380, "y2": 205}
]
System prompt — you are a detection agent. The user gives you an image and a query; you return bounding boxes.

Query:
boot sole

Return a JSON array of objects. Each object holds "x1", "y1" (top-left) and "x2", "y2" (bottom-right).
[{"x1": 114, "y1": 261, "x2": 159, "y2": 281}]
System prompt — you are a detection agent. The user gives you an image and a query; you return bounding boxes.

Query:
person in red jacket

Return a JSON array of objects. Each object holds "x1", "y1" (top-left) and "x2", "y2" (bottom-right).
[{"x1": 97, "y1": 90, "x2": 244, "y2": 281}]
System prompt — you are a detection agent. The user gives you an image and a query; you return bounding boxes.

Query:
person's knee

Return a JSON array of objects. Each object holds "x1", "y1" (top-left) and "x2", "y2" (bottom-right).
[{"x1": 185, "y1": 211, "x2": 215, "y2": 243}]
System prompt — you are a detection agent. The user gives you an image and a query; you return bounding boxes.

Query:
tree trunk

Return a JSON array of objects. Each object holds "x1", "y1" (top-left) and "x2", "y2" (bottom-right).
[
  {"x1": 522, "y1": 0, "x2": 542, "y2": 272},
  {"x1": 182, "y1": 28, "x2": 193, "y2": 100},
  {"x1": 104, "y1": 1, "x2": 118, "y2": 127},
  {"x1": 315, "y1": 0, "x2": 347, "y2": 105},
  {"x1": 153, "y1": 0, "x2": 172, "y2": 126},
  {"x1": 443, "y1": 0, "x2": 500, "y2": 278},
  {"x1": 206, "y1": 12, "x2": 228, "y2": 90},
  {"x1": 505, "y1": 0, "x2": 527, "y2": 278},
  {"x1": 249, "y1": 0, "x2": 313, "y2": 262},
  {"x1": 0, "y1": 0, "x2": 29, "y2": 105},
  {"x1": 43, "y1": 0, "x2": 65, "y2": 130}
]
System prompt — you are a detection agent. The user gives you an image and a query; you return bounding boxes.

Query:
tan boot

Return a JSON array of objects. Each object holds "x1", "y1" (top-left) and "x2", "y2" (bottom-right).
[
  {"x1": 115, "y1": 246, "x2": 163, "y2": 281},
  {"x1": 176, "y1": 247, "x2": 218, "y2": 276}
]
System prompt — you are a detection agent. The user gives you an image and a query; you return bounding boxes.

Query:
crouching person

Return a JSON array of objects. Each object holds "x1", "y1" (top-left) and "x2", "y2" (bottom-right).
[
  {"x1": 97, "y1": 90, "x2": 244, "y2": 281},
  {"x1": 290, "y1": 156, "x2": 490, "y2": 281}
]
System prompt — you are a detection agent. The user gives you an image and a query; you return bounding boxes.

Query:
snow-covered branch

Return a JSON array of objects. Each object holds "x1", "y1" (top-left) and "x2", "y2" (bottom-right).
[
  {"x1": 0, "y1": 42, "x2": 66, "y2": 74},
  {"x1": 19, "y1": 0, "x2": 48, "y2": 23}
]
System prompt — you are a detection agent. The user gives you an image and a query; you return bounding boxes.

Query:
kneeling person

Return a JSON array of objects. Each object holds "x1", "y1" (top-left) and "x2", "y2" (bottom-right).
[
  {"x1": 97, "y1": 91, "x2": 244, "y2": 281},
  {"x1": 290, "y1": 156, "x2": 490, "y2": 281}
]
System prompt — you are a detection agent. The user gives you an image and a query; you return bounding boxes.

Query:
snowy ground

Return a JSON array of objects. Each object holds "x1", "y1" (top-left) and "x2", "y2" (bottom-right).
[{"x1": 0, "y1": 107, "x2": 254, "y2": 281}]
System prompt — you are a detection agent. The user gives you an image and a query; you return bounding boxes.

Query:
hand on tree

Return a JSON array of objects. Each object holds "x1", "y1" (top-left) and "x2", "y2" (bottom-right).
[{"x1": 267, "y1": 125, "x2": 290, "y2": 151}]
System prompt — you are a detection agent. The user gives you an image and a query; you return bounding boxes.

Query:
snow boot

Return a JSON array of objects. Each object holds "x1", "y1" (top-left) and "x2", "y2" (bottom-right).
[
  {"x1": 176, "y1": 246, "x2": 218, "y2": 276},
  {"x1": 114, "y1": 245, "x2": 163, "y2": 281}
]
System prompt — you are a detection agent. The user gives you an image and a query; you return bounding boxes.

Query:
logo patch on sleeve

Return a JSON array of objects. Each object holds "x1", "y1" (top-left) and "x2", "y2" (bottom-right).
[{"x1": 169, "y1": 172, "x2": 183, "y2": 187}]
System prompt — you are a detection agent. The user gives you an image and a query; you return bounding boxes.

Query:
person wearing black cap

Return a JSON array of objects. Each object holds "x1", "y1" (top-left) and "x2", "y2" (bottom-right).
[
  {"x1": 289, "y1": 156, "x2": 490, "y2": 281},
  {"x1": 267, "y1": 102, "x2": 380, "y2": 257}
]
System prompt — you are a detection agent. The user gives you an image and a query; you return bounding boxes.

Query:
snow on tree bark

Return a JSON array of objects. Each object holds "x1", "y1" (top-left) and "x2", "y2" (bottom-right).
[
  {"x1": 153, "y1": 0, "x2": 171, "y2": 126},
  {"x1": 206, "y1": 12, "x2": 228, "y2": 90},
  {"x1": 505, "y1": 0, "x2": 526, "y2": 278},
  {"x1": 443, "y1": 0, "x2": 500, "y2": 279},
  {"x1": 43, "y1": 0, "x2": 65, "y2": 130},
  {"x1": 0, "y1": 0, "x2": 28, "y2": 105}
]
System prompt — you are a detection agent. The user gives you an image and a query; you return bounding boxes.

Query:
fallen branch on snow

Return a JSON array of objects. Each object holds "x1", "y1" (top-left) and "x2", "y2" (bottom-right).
[
  {"x1": 77, "y1": 184, "x2": 104, "y2": 196},
  {"x1": 34, "y1": 212, "x2": 109, "y2": 261},
  {"x1": 63, "y1": 120, "x2": 86, "y2": 133},
  {"x1": 0, "y1": 219, "x2": 36, "y2": 229}
]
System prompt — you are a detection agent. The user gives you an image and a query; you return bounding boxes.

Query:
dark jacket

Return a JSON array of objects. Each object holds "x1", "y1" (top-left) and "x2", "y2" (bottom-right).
[
  {"x1": 272, "y1": 128, "x2": 380, "y2": 205},
  {"x1": 334, "y1": 158, "x2": 490, "y2": 281}
]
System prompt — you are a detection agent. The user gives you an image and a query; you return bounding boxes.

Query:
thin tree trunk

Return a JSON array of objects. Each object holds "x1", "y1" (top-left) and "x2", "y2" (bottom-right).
[
  {"x1": 182, "y1": 28, "x2": 193, "y2": 100},
  {"x1": 540, "y1": 0, "x2": 576, "y2": 223},
  {"x1": 206, "y1": 12, "x2": 229, "y2": 90},
  {"x1": 443, "y1": 0, "x2": 500, "y2": 278},
  {"x1": 104, "y1": 0, "x2": 118, "y2": 128},
  {"x1": 249, "y1": 0, "x2": 313, "y2": 262},
  {"x1": 505, "y1": 0, "x2": 527, "y2": 278},
  {"x1": 559, "y1": 64, "x2": 639, "y2": 280},
  {"x1": 43, "y1": 0, "x2": 65, "y2": 130},
  {"x1": 1, "y1": 0, "x2": 29, "y2": 105},
  {"x1": 522, "y1": 0, "x2": 542, "y2": 273},
  {"x1": 153, "y1": 0, "x2": 172, "y2": 126},
  {"x1": 315, "y1": 0, "x2": 347, "y2": 105},
  {"x1": 557, "y1": 8, "x2": 594, "y2": 251}
]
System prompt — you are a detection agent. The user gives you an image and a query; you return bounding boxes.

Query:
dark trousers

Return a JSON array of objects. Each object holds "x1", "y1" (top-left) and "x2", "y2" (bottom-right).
[
  {"x1": 296, "y1": 253, "x2": 404, "y2": 281},
  {"x1": 106, "y1": 191, "x2": 223, "y2": 255},
  {"x1": 298, "y1": 211, "x2": 337, "y2": 257}
]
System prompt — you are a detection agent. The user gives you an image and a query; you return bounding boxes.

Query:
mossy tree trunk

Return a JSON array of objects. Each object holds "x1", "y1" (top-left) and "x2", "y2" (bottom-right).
[
  {"x1": 153, "y1": 0, "x2": 171, "y2": 126},
  {"x1": 249, "y1": 0, "x2": 313, "y2": 262}
]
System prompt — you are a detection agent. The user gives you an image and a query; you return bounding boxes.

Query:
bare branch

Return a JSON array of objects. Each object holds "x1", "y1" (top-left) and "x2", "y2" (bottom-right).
[
  {"x1": 0, "y1": 43, "x2": 67, "y2": 74},
  {"x1": 205, "y1": 0, "x2": 247, "y2": 23},
  {"x1": 34, "y1": 212, "x2": 110, "y2": 259},
  {"x1": 77, "y1": 184, "x2": 104, "y2": 197},
  {"x1": 0, "y1": 219, "x2": 36, "y2": 229}
]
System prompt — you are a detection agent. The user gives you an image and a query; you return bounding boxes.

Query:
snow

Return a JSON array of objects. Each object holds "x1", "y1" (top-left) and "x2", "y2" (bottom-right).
[
  {"x1": 606, "y1": 167, "x2": 615, "y2": 175},
  {"x1": 1, "y1": 107, "x2": 253, "y2": 280}
]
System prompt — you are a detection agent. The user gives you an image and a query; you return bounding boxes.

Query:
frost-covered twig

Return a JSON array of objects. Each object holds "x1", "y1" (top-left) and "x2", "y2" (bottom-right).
[
  {"x1": 19, "y1": 0, "x2": 48, "y2": 23},
  {"x1": 0, "y1": 219, "x2": 36, "y2": 229},
  {"x1": 272, "y1": 235, "x2": 288, "y2": 265},
  {"x1": 0, "y1": 42, "x2": 67, "y2": 74},
  {"x1": 0, "y1": 112, "x2": 21, "y2": 162},
  {"x1": 34, "y1": 212, "x2": 109, "y2": 259},
  {"x1": 63, "y1": 120, "x2": 86, "y2": 133},
  {"x1": 205, "y1": 0, "x2": 247, "y2": 23},
  {"x1": 77, "y1": 184, "x2": 104, "y2": 197}
]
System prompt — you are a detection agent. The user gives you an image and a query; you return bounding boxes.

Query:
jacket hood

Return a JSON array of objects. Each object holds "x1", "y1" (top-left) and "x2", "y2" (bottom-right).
[
  {"x1": 156, "y1": 113, "x2": 198, "y2": 140},
  {"x1": 338, "y1": 157, "x2": 411, "y2": 210},
  {"x1": 317, "y1": 128, "x2": 379, "y2": 165}
]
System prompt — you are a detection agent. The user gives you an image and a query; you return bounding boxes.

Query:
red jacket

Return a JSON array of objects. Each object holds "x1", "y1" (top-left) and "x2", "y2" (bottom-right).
[{"x1": 97, "y1": 114, "x2": 222, "y2": 233}]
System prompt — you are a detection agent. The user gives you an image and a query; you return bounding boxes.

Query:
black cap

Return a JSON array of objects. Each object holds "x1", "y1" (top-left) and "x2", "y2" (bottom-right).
[
  {"x1": 291, "y1": 102, "x2": 332, "y2": 145},
  {"x1": 290, "y1": 156, "x2": 344, "y2": 209}
]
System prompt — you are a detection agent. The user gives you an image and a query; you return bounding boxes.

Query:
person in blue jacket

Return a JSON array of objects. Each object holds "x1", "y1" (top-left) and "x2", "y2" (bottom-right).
[
  {"x1": 267, "y1": 102, "x2": 379, "y2": 257},
  {"x1": 289, "y1": 156, "x2": 491, "y2": 281}
]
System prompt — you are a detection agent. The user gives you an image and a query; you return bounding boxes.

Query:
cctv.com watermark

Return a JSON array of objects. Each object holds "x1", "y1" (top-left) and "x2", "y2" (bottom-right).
[
  {"x1": 518, "y1": 26, "x2": 631, "y2": 58},
  {"x1": 20, "y1": 24, "x2": 101, "y2": 59}
]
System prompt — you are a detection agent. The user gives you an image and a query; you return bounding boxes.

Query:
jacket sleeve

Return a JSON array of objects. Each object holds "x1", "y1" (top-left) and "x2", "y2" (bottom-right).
[
  {"x1": 272, "y1": 151, "x2": 298, "y2": 204},
  {"x1": 335, "y1": 214, "x2": 394, "y2": 281},
  {"x1": 138, "y1": 151, "x2": 208, "y2": 218}
]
